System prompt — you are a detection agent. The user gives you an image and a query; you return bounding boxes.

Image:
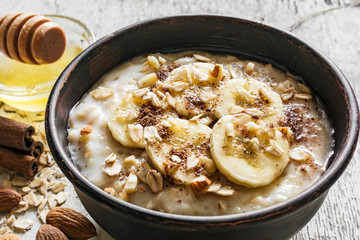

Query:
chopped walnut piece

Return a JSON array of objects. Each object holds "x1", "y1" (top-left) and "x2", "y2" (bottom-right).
[
  {"x1": 211, "y1": 64, "x2": 223, "y2": 81},
  {"x1": 190, "y1": 175, "x2": 211, "y2": 194},
  {"x1": 123, "y1": 155, "x2": 139, "y2": 167},
  {"x1": 225, "y1": 123, "x2": 235, "y2": 138},
  {"x1": 245, "y1": 62, "x2": 255, "y2": 74},
  {"x1": 80, "y1": 125, "x2": 92, "y2": 136},
  {"x1": 104, "y1": 187, "x2": 116, "y2": 196},
  {"x1": 249, "y1": 137, "x2": 260, "y2": 151},
  {"x1": 124, "y1": 172, "x2": 138, "y2": 193},
  {"x1": 186, "y1": 156, "x2": 199, "y2": 170},
  {"x1": 116, "y1": 191, "x2": 129, "y2": 201}
]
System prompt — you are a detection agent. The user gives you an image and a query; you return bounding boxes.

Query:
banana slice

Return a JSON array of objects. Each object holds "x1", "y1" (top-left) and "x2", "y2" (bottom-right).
[
  {"x1": 107, "y1": 90, "x2": 169, "y2": 148},
  {"x1": 146, "y1": 117, "x2": 216, "y2": 185},
  {"x1": 211, "y1": 113, "x2": 290, "y2": 188},
  {"x1": 107, "y1": 93, "x2": 145, "y2": 148},
  {"x1": 212, "y1": 78, "x2": 284, "y2": 122},
  {"x1": 157, "y1": 63, "x2": 229, "y2": 119}
]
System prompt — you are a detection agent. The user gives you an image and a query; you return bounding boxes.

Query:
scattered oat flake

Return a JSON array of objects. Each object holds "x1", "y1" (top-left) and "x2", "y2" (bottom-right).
[
  {"x1": 52, "y1": 181, "x2": 67, "y2": 194},
  {"x1": 37, "y1": 198, "x2": 47, "y2": 213},
  {"x1": 6, "y1": 214, "x2": 16, "y2": 226},
  {"x1": 39, "y1": 210, "x2": 49, "y2": 224},
  {"x1": 47, "y1": 194, "x2": 57, "y2": 209},
  {"x1": 39, "y1": 180, "x2": 49, "y2": 196},
  {"x1": 55, "y1": 192, "x2": 68, "y2": 205},
  {"x1": 12, "y1": 219, "x2": 33, "y2": 231},
  {"x1": 12, "y1": 177, "x2": 30, "y2": 187},
  {"x1": 13, "y1": 201, "x2": 29, "y2": 213},
  {"x1": 30, "y1": 178, "x2": 42, "y2": 188}
]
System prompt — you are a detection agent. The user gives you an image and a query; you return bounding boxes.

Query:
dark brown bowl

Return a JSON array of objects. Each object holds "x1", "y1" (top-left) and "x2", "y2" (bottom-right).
[{"x1": 45, "y1": 15, "x2": 359, "y2": 240}]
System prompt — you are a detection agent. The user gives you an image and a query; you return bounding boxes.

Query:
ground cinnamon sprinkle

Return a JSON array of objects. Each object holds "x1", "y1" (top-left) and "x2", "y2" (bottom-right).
[
  {"x1": 156, "y1": 64, "x2": 177, "y2": 82},
  {"x1": 169, "y1": 147, "x2": 188, "y2": 160},
  {"x1": 136, "y1": 105, "x2": 162, "y2": 127},
  {"x1": 281, "y1": 104, "x2": 314, "y2": 143},
  {"x1": 156, "y1": 125, "x2": 172, "y2": 139},
  {"x1": 185, "y1": 94, "x2": 204, "y2": 110}
]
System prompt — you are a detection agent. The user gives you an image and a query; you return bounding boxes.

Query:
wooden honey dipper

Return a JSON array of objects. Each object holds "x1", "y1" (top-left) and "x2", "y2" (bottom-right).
[{"x1": 0, "y1": 12, "x2": 66, "y2": 64}]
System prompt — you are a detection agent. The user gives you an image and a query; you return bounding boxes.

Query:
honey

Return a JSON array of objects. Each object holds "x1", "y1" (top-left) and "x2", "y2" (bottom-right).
[
  {"x1": 0, "y1": 44, "x2": 82, "y2": 111},
  {"x1": 0, "y1": 15, "x2": 94, "y2": 112}
]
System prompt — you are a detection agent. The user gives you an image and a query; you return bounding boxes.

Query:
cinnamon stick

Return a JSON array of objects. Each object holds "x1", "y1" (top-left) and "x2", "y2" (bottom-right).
[
  {"x1": 0, "y1": 116, "x2": 35, "y2": 151},
  {"x1": 25, "y1": 141, "x2": 44, "y2": 159},
  {"x1": 0, "y1": 145, "x2": 38, "y2": 177}
]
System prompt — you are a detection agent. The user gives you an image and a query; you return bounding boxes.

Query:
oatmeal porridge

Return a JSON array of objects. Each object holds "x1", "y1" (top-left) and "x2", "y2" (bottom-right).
[{"x1": 67, "y1": 52, "x2": 334, "y2": 216}]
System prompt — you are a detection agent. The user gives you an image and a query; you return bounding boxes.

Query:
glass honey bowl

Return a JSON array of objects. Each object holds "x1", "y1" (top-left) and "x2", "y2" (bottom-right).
[{"x1": 0, "y1": 14, "x2": 95, "y2": 112}]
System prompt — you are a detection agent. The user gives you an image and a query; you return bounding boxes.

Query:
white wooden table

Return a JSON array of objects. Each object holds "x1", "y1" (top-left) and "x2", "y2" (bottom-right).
[{"x1": 1, "y1": 0, "x2": 359, "y2": 239}]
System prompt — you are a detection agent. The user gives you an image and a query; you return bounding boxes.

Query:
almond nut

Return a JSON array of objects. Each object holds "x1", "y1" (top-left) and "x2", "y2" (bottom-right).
[
  {"x1": 190, "y1": 175, "x2": 211, "y2": 194},
  {"x1": 46, "y1": 207, "x2": 97, "y2": 239},
  {"x1": 0, "y1": 185, "x2": 21, "y2": 212},
  {"x1": 0, "y1": 233, "x2": 20, "y2": 240},
  {"x1": 36, "y1": 224, "x2": 68, "y2": 240}
]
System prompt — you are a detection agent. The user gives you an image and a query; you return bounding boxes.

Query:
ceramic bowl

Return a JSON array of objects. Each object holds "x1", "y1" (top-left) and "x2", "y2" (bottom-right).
[{"x1": 45, "y1": 15, "x2": 359, "y2": 240}]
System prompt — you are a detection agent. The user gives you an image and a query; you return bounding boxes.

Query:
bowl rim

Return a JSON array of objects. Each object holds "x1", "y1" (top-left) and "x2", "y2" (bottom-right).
[{"x1": 46, "y1": 14, "x2": 359, "y2": 225}]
